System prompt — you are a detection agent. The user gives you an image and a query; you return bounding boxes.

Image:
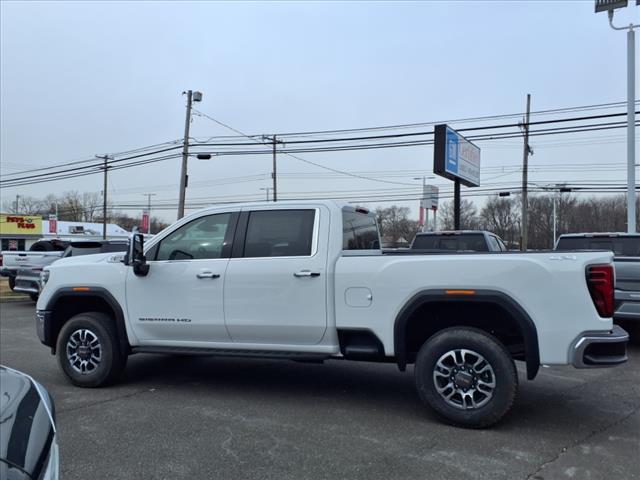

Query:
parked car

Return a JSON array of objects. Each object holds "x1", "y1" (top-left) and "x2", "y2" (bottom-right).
[
  {"x1": 555, "y1": 233, "x2": 640, "y2": 340},
  {"x1": 411, "y1": 230, "x2": 508, "y2": 252},
  {"x1": 0, "y1": 365, "x2": 59, "y2": 480},
  {"x1": 13, "y1": 240, "x2": 129, "y2": 301},
  {"x1": 1, "y1": 240, "x2": 69, "y2": 291},
  {"x1": 36, "y1": 201, "x2": 627, "y2": 428}
]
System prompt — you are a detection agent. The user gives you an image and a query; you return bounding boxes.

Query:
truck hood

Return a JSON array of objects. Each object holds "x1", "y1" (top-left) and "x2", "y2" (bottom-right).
[{"x1": 48, "y1": 252, "x2": 124, "y2": 269}]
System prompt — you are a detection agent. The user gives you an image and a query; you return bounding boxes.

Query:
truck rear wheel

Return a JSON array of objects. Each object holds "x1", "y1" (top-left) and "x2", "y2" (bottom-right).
[
  {"x1": 56, "y1": 312, "x2": 127, "y2": 387},
  {"x1": 8, "y1": 276, "x2": 15, "y2": 291},
  {"x1": 414, "y1": 327, "x2": 518, "y2": 429}
]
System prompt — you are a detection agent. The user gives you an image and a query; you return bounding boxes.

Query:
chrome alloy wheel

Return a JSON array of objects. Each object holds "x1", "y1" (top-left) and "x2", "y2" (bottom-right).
[
  {"x1": 66, "y1": 329, "x2": 102, "y2": 374},
  {"x1": 433, "y1": 348, "x2": 496, "y2": 410}
]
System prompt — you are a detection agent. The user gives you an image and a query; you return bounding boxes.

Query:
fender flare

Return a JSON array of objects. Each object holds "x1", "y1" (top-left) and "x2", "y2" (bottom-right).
[
  {"x1": 394, "y1": 289, "x2": 540, "y2": 380},
  {"x1": 44, "y1": 287, "x2": 131, "y2": 356}
]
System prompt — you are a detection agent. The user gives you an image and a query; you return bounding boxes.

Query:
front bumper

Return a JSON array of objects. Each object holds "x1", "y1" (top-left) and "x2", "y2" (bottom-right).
[{"x1": 571, "y1": 325, "x2": 629, "y2": 368}]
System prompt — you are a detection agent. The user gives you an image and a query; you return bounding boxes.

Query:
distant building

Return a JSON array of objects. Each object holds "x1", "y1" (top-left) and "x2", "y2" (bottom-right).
[{"x1": 0, "y1": 213, "x2": 129, "y2": 251}]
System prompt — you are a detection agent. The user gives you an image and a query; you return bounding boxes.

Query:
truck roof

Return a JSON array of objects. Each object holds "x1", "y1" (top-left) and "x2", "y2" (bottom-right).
[{"x1": 558, "y1": 232, "x2": 640, "y2": 238}]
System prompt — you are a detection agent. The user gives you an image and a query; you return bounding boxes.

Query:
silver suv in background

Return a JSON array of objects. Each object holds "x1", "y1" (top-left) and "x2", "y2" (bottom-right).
[{"x1": 555, "y1": 233, "x2": 640, "y2": 341}]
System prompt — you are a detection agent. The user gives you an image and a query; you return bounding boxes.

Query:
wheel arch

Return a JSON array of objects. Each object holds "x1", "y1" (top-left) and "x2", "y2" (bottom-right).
[
  {"x1": 44, "y1": 287, "x2": 130, "y2": 356},
  {"x1": 394, "y1": 289, "x2": 540, "y2": 380}
]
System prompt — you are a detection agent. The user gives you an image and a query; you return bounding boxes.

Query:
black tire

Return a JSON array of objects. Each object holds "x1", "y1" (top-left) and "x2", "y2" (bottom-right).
[
  {"x1": 29, "y1": 292, "x2": 39, "y2": 302},
  {"x1": 56, "y1": 312, "x2": 127, "y2": 387},
  {"x1": 8, "y1": 276, "x2": 15, "y2": 291},
  {"x1": 414, "y1": 327, "x2": 518, "y2": 429}
]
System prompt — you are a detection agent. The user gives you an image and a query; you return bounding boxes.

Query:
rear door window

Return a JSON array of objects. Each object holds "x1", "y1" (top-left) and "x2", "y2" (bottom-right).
[{"x1": 243, "y1": 210, "x2": 316, "y2": 257}]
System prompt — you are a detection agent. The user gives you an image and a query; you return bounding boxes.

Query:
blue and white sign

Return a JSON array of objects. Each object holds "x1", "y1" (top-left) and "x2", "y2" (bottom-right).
[{"x1": 434, "y1": 124, "x2": 481, "y2": 187}]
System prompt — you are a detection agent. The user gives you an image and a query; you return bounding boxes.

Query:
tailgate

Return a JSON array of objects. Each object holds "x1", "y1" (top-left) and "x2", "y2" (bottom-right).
[{"x1": 614, "y1": 258, "x2": 640, "y2": 292}]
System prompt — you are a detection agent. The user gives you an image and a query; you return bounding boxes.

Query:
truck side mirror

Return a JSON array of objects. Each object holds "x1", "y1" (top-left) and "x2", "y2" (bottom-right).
[{"x1": 125, "y1": 233, "x2": 149, "y2": 277}]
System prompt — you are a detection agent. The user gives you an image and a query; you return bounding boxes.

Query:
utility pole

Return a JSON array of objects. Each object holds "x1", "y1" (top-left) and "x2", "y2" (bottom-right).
[
  {"x1": 177, "y1": 90, "x2": 203, "y2": 220},
  {"x1": 14, "y1": 195, "x2": 19, "y2": 214},
  {"x1": 178, "y1": 91, "x2": 194, "y2": 220},
  {"x1": 142, "y1": 193, "x2": 156, "y2": 234},
  {"x1": 272, "y1": 135, "x2": 278, "y2": 202},
  {"x1": 520, "y1": 94, "x2": 531, "y2": 251},
  {"x1": 95, "y1": 154, "x2": 111, "y2": 239},
  {"x1": 262, "y1": 135, "x2": 284, "y2": 202}
]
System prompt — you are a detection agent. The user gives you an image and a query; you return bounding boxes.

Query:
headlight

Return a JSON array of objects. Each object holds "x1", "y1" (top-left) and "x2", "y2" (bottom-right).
[{"x1": 40, "y1": 269, "x2": 50, "y2": 288}]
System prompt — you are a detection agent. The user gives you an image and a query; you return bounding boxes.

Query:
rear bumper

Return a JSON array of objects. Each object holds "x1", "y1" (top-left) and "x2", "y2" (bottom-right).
[
  {"x1": 0, "y1": 268, "x2": 15, "y2": 278},
  {"x1": 614, "y1": 291, "x2": 640, "y2": 322},
  {"x1": 14, "y1": 278, "x2": 40, "y2": 295},
  {"x1": 571, "y1": 325, "x2": 629, "y2": 368}
]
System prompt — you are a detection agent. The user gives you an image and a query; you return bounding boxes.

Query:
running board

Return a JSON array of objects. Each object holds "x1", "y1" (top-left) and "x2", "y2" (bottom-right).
[{"x1": 132, "y1": 346, "x2": 329, "y2": 362}]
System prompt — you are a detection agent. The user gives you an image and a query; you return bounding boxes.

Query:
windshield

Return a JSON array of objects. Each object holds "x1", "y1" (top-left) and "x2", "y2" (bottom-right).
[{"x1": 555, "y1": 236, "x2": 640, "y2": 257}]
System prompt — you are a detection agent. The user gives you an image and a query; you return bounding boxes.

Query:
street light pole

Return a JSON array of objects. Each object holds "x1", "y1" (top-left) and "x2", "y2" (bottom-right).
[
  {"x1": 626, "y1": 24, "x2": 636, "y2": 232},
  {"x1": 260, "y1": 187, "x2": 272, "y2": 201},
  {"x1": 601, "y1": 4, "x2": 638, "y2": 232}
]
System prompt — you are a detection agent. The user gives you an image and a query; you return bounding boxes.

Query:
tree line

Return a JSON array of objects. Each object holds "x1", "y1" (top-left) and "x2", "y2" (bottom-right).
[
  {"x1": 375, "y1": 194, "x2": 639, "y2": 250},
  {"x1": 4, "y1": 191, "x2": 637, "y2": 249}
]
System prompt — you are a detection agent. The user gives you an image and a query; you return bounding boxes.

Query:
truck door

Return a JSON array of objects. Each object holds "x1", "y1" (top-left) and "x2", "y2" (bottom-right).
[
  {"x1": 126, "y1": 212, "x2": 238, "y2": 344},
  {"x1": 224, "y1": 207, "x2": 328, "y2": 345}
]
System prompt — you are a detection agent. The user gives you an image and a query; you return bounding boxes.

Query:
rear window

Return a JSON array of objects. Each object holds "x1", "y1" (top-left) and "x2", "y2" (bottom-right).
[
  {"x1": 555, "y1": 236, "x2": 640, "y2": 257},
  {"x1": 342, "y1": 210, "x2": 379, "y2": 250},
  {"x1": 412, "y1": 234, "x2": 489, "y2": 252}
]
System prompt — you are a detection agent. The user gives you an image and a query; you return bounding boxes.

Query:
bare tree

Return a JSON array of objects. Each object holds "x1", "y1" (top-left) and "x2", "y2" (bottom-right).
[
  {"x1": 375, "y1": 206, "x2": 420, "y2": 244},
  {"x1": 1, "y1": 195, "x2": 42, "y2": 215},
  {"x1": 81, "y1": 192, "x2": 103, "y2": 222},
  {"x1": 439, "y1": 200, "x2": 479, "y2": 230},
  {"x1": 480, "y1": 197, "x2": 519, "y2": 246}
]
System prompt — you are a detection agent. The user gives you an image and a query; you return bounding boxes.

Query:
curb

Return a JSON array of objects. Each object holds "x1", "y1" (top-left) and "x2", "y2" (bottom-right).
[{"x1": 0, "y1": 296, "x2": 33, "y2": 304}]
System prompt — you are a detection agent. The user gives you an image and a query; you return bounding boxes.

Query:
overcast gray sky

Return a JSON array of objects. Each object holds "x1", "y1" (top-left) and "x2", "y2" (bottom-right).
[{"x1": 1, "y1": 0, "x2": 638, "y2": 222}]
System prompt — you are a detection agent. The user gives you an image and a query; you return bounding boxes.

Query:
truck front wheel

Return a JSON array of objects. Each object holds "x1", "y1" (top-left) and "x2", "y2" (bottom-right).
[
  {"x1": 56, "y1": 312, "x2": 127, "y2": 387},
  {"x1": 414, "y1": 327, "x2": 518, "y2": 428},
  {"x1": 8, "y1": 276, "x2": 15, "y2": 291}
]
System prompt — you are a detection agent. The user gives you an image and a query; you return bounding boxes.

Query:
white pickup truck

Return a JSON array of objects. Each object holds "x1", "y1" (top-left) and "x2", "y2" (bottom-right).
[{"x1": 35, "y1": 201, "x2": 628, "y2": 428}]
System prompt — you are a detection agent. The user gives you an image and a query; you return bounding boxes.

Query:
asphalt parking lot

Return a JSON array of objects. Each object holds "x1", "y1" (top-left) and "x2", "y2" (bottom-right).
[{"x1": 1, "y1": 300, "x2": 639, "y2": 480}]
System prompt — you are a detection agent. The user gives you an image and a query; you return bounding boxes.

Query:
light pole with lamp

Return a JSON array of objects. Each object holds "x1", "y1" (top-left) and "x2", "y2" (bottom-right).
[{"x1": 595, "y1": 0, "x2": 638, "y2": 232}]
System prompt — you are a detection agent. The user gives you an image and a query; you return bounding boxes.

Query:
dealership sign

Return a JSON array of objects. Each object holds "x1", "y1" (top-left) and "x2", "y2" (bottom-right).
[
  {"x1": 420, "y1": 185, "x2": 439, "y2": 210},
  {"x1": 433, "y1": 124, "x2": 481, "y2": 187},
  {"x1": 0, "y1": 214, "x2": 43, "y2": 235}
]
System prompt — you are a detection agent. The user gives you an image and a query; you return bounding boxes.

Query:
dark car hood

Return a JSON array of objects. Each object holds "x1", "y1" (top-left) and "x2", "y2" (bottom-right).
[{"x1": 0, "y1": 367, "x2": 54, "y2": 479}]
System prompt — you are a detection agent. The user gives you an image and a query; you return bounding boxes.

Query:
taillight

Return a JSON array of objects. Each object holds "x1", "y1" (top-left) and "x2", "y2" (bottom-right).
[{"x1": 586, "y1": 265, "x2": 615, "y2": 317}]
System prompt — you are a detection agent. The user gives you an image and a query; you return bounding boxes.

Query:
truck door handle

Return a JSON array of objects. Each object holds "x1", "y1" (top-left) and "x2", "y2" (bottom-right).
[
  {"x1": 196, "y1": 271, "x2": 220, "y2": 279},
  {"x1": 293, "y1": 270, "x2": 320, "y2": 278}
]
